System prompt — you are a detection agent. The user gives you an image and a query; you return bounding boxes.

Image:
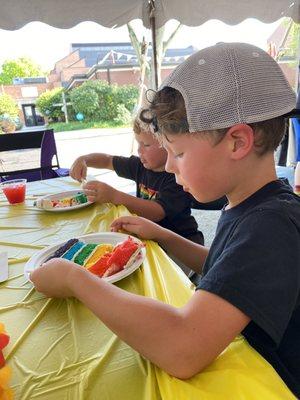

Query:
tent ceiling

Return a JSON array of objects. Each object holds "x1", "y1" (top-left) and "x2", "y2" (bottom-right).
[{"x1": 1, "y1": 0, "x2": 299, "y2": 31}]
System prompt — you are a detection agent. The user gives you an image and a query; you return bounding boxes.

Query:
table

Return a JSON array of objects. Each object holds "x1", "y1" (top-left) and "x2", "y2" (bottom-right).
[{"x1": 0, "y1": 178, "x2": 295, "y2": 399}]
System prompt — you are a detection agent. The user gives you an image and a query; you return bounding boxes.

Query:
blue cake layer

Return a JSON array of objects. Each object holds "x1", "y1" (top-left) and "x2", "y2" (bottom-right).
[{"x1": 62, "y1": 241, "x2": 85, "y2": 260}]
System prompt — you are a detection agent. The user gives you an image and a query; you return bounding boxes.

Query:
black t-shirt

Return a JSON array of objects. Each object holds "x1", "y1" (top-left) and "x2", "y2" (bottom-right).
[
  {"x1": 112, "y1": 155, "x2": 199, "y2": 238},
  {"x1": 196, "y1": 180, "x2": 300, "y2": 397}
]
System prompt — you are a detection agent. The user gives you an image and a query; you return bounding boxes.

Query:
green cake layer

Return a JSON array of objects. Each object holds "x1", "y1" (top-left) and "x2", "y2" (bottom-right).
[{"x1": 73, "y1": 243, "x2": 98, "y2": 265}]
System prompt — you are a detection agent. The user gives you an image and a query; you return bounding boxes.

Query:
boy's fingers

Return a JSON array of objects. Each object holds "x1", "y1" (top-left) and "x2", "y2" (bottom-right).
[
  {"x1": 111, "y1": 217, "x2": 124, "y2": 225},
  {"x1": 85, "y1": 180, "x2": 98, "y2": 185},
  {"x1": 110, "y1": 223, "x2": 123, "y2": 232},
  {"x1": 87, "y1": 196, "x2": 96, "y2": 203},
  {"x1": 111, "y1": 218, "x2": 136, "y2": 230},
  {"x1": 117, "y1": 222, "x2": 139, "y2": 234},
  {"x1": 70, "y1": 171, "x2": 77, "y2": 181},
  {"x1": 72, "y1": 165, "x2": 81, "y2": 180},
  {"x1": 83, "y1": 188, "x2": 96, "y2": 196},
  {"x1": 84, "y1": 189, "x2": 97, "y2": 202},
  {"x1": 83, "y1": 181, "x2": 98, "y2": 190},
  {"x1": 113, "y1": 216, "x2": 139, "y2": 225},
  {"x1": 81, "y1": 166, "x2": 87, "y2": 177}
]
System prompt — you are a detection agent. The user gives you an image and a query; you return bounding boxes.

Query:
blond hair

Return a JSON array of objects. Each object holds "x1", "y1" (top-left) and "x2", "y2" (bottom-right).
[{"x1": 132, "y1": 114, "x2": 153, "y2": 135}]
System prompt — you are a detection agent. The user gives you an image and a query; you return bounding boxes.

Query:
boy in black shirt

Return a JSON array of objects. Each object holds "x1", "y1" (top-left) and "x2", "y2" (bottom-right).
[
  {"x1": 32, "y1": 43, "x2": 300, "y2": 397},
  {"x1": 70, "y1": 118, "x2": 204, "y2": 246}
]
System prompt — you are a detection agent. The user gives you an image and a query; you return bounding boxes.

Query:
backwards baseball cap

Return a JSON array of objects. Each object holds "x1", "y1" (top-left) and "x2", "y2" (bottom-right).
[{"x1": 160, "y1": 42, "x2": 298, "y2": 132}]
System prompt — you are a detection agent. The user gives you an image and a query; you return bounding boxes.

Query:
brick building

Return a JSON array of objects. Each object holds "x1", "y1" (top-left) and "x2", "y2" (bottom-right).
[
  {"x1": 1, "y1": 37, "x2": 297, "y2": 128},
  {"x1": 58, "y1": 42, "x2": 195, "y2": 89},
  {"x1": 0, "y1": 78, "x2": 51, "y2": 127},
  {"x1": 1, "y1": 42, "x2": 195, "y2": 127}
]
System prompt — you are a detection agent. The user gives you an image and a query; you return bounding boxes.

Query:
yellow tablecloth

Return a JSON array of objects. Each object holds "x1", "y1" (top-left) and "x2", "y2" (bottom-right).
[{"x1": 0, "y1": 177, "x2": 296, "y2": 399}]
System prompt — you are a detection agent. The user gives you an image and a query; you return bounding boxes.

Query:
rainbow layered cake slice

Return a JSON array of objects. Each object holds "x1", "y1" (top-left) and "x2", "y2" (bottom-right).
[
  {"x1": 43, "y1": 237, "x2": 143, "y2": 278},
  {"x1": 35, "y1": 192, "x2": 88, "y2": 209}
]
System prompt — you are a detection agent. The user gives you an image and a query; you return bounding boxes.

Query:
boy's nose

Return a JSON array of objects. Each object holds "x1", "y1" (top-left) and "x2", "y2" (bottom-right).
[
  {"x1": 137, "y1": 144, "x2": 144, "y2": 154},
  {"x1": 165, "y1": 156, "x2": 175, "y2": 174}
]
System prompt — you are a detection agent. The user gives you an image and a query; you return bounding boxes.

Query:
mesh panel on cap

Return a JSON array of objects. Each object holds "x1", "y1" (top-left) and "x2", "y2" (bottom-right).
[{"x1": 161, "y1": 43, "x2": 296, "y2": 132}]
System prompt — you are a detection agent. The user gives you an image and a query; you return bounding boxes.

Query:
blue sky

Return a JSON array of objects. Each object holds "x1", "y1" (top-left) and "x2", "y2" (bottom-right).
[{"x1": 0, "y1": 18, "x2": 281, "y2": 71}]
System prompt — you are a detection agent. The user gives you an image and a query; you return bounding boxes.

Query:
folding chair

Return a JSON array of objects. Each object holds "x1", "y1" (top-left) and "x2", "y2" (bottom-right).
[{"x1": 0, "y1": 129, "x2": 69, "y2": 182}]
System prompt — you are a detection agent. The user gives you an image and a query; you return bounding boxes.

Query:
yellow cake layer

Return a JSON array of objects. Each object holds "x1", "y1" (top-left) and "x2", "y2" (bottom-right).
[{"x1": 84, "y1": 244, "x2": 114, "y2": 269}]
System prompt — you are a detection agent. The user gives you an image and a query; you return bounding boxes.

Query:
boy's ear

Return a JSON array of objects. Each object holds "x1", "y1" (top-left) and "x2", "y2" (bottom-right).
[{"x1": 226, "y1": 124, "x2": 254, "y2": 160}]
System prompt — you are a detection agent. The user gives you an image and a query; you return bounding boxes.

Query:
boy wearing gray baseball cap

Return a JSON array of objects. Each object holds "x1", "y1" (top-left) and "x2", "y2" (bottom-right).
[{"x1": 31, "y1": 43, "x2": 300, "y2": 398}]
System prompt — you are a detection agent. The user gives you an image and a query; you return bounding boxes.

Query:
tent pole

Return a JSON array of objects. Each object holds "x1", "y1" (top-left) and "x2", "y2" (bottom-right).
[{"x1": 149, "y1": 0, "x2": 158, "y2": 90}]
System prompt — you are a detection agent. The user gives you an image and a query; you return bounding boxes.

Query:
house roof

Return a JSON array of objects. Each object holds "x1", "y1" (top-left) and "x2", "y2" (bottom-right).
[{"x1": 71, "y1": 42, "x2": 197, "y2": 67}]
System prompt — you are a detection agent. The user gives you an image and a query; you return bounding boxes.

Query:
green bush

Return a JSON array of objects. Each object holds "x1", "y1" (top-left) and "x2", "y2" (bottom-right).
[
  {"x1": 69, "y1": 83, "x2": 99, "y2": 120},
  {"x1": 0, "y1": 94, "x2": 18, "y2": 118},
  {"x1": 115, "y1": 85, "x2": 139, "y2": 112},
  {"x1": 113, "y1": 104, "x2": 132, "y2": 125},
  {"x1": 36, "y1": 88, "x2": 65, "y2": 121},
  {"x1": 69, "y1": 80, "x2": 138, "y2": 123}
]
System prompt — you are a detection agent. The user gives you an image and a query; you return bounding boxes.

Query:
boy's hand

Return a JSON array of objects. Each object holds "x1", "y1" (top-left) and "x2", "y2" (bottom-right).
[
  {"x1": 111, "y1": 216, "x2": 164, "y2": 241},
  {"x1": 30, "y1": 258, "x2": 82, "y2": 298},
  {"x1": 70, "y1": 156, "x2": 88, "y2": 182},
  {"x1": 83, "y1": 181, "x2": 118, "y2": 204}
]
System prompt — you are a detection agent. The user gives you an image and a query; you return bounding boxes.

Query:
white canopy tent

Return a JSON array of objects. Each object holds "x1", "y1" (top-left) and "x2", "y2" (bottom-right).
[
  {"x1": 1, "y1": 0, "x2": 299, "y2": 96},
  {"x1": 1, "y1": 0, "x2": 299, "y2": 168},
  {"x1": 1, "y1": 0, "x2": 299, "y2": 29}
]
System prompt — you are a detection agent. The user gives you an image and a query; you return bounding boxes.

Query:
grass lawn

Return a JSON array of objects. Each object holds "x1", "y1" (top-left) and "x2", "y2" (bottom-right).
[{"x1": 49, "y1": 120, "x2": 130, "y2": 132}]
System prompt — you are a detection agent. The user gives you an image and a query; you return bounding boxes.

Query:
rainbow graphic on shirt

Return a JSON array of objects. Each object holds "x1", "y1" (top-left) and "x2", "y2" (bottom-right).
[{"x1": 139, "y1": 184, "x2": 158, "y2": 200}]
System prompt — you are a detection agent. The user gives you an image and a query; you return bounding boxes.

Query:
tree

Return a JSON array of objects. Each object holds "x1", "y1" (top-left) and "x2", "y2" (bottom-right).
[
  {"x1": 36, "y1": 88, "x2": 65, "y2": 122},
  {"x1": 0, "y1": 94, "x2": 19, "y2": 133},
  {"x1": 127, "y1": 22, "x2": 182, "y2": 91},
  {"x1": 0, "y1": 93, "x2": 18, "y2": 117},
  {"x1": 277, "y1": 20, "x2": 299, "y2": 65},
  {"x1": 0, "y1": 57, "x2": 45, "y2": 85},
  {"x1": 286, "y1": 22, "x2": 300, "y2": 67}
]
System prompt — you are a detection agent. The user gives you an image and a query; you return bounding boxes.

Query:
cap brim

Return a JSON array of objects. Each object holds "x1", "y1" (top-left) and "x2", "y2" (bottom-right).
[{"x1": 283, "y1": 108, "x2": 300, "y2": 118}]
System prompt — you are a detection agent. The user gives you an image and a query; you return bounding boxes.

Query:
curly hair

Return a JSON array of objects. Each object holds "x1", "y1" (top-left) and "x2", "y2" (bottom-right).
[{"x1": 132, "y1": 114, "x2": 153, "y2": 135}]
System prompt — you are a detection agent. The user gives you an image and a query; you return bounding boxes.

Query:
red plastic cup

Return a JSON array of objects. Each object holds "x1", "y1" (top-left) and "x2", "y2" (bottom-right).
[{"x1": 0, "y1": 179, "x2": 27, "y2": 204}]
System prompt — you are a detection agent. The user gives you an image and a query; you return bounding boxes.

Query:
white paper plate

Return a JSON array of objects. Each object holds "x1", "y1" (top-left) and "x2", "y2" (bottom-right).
[
  {"x1": 24, "y1": 232, "x2": 146, "y2": 284},
  {"x1": 34, "y1": 190, "x2": 93, "y2": 212}
]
